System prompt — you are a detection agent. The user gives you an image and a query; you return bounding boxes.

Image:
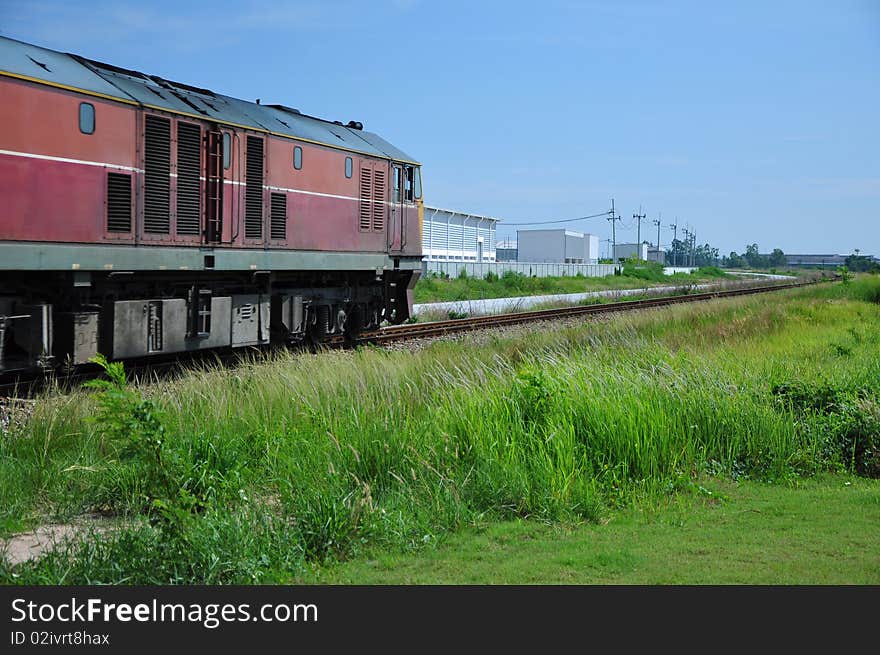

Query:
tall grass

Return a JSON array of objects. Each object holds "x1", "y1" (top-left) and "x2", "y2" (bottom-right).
[
  {"x1": 2, "y1": 277, "x2": 878, "y2": 583},
  {"x1": 413, "y1": 266, "x2": 741, "y2": 303}
]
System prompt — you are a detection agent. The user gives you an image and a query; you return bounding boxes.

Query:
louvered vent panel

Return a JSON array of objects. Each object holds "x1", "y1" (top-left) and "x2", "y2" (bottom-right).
[
  {"x1": 245, "y1": 136, "x2": 264, "y2": 239},
  {"x1": 270, "y1": 193, "x2": 287, "y2": 240},
  {"x1": 176, "y1": 122, "x2": 201, "y2": 235},
  {"x1": 359, "y1": 167, "x2": 372, "y2": 231},
  {"x1": 106, "y1": 172, "x2": 132, "y2": 232},
  {"x1": 372, "y1": 168, "x2": 385, "y2": 231},
  {"x1": 144, "y1": 115, "x2": 171, "y2": 234}
]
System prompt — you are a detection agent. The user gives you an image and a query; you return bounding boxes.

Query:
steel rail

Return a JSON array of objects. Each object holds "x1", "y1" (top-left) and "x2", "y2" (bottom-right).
[
  {"x1": 0, "y1": 279, "x2": 825, "y2": 397},
  {"x1": 350, "y1": 279, "x2": 817, "y2": 344}
]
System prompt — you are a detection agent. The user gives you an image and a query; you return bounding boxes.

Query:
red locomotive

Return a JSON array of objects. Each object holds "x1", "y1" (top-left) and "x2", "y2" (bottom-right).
[{"x1": 0, "y1": 36, "x2": 423, "y2": 373}]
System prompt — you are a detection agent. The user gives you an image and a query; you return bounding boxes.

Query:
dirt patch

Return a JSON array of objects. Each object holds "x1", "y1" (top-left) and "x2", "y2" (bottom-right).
[
  {"x1": 1, "y1": 515, "x2": 119, "y2": 567},
  {"x1": 0, "y1": 397, "x2": 36, "y2": 435}
]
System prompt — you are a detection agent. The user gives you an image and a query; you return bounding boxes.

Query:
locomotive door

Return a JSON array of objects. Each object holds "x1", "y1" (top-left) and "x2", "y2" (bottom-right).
[
  {"x1": 389, "y1": 164, "x2": 404, "y2": 252},
  {"x1": 204, "y1": 128, "x2": 224, "y2": 243}
]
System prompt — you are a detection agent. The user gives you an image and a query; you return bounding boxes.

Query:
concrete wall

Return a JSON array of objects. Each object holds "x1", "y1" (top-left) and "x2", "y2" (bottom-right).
[{"x1": 423, "y1": 260, "x2": 619, "y2": 279}]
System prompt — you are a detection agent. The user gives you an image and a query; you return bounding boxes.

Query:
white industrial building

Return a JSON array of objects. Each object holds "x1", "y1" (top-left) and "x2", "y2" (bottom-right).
[
  {"x1": 646, "y1": 246, "x2": 665, "y2": 264},
  {"x1": 613, "y1": 242, "x2": 649, "y2": 262},
  {"x1": 516, "y1": 229, "x2": 599, "y2": 264},
  {"x1": 422, "y1": 206, "x2": 498, "y2": 262}
]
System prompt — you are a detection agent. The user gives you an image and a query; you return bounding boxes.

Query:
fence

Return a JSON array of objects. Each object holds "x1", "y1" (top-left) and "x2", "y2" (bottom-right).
[{"x1": 422, "y1": 260, "x2": 620, "y2": 279}]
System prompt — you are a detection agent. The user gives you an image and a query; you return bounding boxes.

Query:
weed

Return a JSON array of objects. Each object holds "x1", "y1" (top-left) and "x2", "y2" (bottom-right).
[{"x1": 84, "y1": 354, "x2": 169, "y2": 510}]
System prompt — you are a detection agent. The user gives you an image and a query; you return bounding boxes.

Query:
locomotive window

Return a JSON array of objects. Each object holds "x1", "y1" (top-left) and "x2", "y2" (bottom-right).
[
  {"x1": 404, "y1": 166, "x2": 414, "y2": 202},
  {"x1": 345, "y1": 156, "x2": 352, "y2": 178},
  {"x1": 222, "y1": 132, "x2": 231, "y2": 169},
  {"x1": 414, "y1": 167, "x2": 422, "y2": 199},
  {"x1": 392, "y1": 167, "x2": 401, "y2": 203},
  {"x1": 79, "y1": 102, "x2": 95, "y2": 134},
  {"x1": 293, "y1": 146, "x2": 303, "y2": 170}
]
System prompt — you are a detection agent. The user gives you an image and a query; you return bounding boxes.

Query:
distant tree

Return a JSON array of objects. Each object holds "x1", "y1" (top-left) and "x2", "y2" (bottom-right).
[
  {"x1": 725, "y1": 251, "x2": 747, "y2": 268},
  {"x1": 769, "y1": 248, "x2": 786, "y2": 267},
  {"x1": 743, "y1": 243, "x2": 769, "y2": 268},
  {"x1": 694, "y1": 243, "x2": 719, "y2": 267},
  {"x1": 844, "y1": 254, "x2": 879, "y2": 273},
  {"x1": 665, "y1": 238, "x2": 689, "y2": 266}
]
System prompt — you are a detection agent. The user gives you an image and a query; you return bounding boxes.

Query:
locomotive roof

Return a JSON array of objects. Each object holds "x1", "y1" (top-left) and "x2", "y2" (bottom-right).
[{"x1": 0, "y1": 35, "x2": 418, "y2": 165}]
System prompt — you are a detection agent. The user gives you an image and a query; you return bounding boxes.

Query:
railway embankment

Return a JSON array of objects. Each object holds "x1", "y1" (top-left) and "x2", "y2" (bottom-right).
[{"x1": 2, "y1": 276, "x2": 878, "y2": 583}]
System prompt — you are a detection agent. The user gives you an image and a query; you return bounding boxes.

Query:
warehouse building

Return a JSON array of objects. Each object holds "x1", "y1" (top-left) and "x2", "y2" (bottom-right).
[
  {"x1": 496, "y1": 239, "x2": 518, "y2": 262},
  {"x1": 613, "y1": 242, "x2": 648, "y2": 262},
  {"x1": 422, "y1": 206, "x2": 498, "y2": 262},
  {"x1": 779, "y1": 253, "x2": 876, "y2": 268},
  {"x1": 647, "y1": 246, "x2": 665, "y2": 264},
  {"x1": 516, "y1": 229, "x2": 599, "y2": 264}
]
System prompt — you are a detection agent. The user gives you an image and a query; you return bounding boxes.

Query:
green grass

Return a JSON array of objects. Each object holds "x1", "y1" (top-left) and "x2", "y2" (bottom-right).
[
  {"x1": 1, "y1": 275, "x2": 877, "y2": 584},
  {"x1": 413, "y1": 266, "x2": 740, "y2": 303},
  {"x1": 299, "y1": 475, "x2": 880, "y2": 584}
]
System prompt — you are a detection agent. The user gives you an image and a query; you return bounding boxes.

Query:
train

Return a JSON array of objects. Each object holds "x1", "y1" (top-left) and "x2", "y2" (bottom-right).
[{"x1": 0, "y1": 35, "x2": 423, "y2": 374}]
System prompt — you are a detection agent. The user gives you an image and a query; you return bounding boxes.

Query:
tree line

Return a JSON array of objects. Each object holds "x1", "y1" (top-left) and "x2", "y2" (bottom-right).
[
  {"x1": 720, "y1": 243, "x2": 786, "y2": 269},
  {"x1": 664, "y1": 241, "x2": 876, "y2": 271}
]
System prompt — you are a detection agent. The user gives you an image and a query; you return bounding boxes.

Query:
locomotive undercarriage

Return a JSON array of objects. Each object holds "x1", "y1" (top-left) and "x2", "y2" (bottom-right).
[{"x1": 0, "y1": 268, "x2": 418, "y2": 373}]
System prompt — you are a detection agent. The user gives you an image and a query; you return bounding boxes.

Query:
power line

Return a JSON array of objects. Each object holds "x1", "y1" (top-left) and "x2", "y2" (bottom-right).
[{"x1": 504, "y1": 209, "x2": 612, "y2": 226}]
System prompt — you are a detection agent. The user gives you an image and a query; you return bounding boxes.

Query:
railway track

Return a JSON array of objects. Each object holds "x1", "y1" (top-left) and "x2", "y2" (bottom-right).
[
  {"x1": 350, "y1": 278, "x2": 818, "y2": 344},
  {"x1": 1, "y1": 278, "x2": 823, "y2": 397}
]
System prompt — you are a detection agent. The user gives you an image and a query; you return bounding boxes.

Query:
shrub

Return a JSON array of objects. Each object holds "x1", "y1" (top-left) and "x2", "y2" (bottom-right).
[
  {"x1": 695, "y1": 266, "x2": 728, "y2": 278},
  {"x1": 621, "y1": 260, "x2": 665, "y2": 282},
  {"x1": 771, "y1": 381, "x2": 880, "y2": 477},
  {"x1": 85, "y1": 355, "x2": 249, "y2": 524}
]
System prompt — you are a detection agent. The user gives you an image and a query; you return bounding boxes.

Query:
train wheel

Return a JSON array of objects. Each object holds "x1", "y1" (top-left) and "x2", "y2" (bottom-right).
[
  {"x1": 345, "y1": 304, "x2": 364, "y2": 341},
  {"x1": 310, "y1": 305, "x2": 330, "y2": 342}
]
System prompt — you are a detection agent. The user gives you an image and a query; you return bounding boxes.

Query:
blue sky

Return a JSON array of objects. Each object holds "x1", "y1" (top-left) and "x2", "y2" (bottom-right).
[{"x1": 2, "y1": 0, "x2": 878, "y2": 255}]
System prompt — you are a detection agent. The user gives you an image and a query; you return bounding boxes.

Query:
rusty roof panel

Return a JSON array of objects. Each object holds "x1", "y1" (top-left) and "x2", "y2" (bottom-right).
[
  {"x1": 0, "y1": 35, "x2": 420, "y2": 164},
  {"x1": 0, "y1": 36, "x2": 129, "y2": 100}
]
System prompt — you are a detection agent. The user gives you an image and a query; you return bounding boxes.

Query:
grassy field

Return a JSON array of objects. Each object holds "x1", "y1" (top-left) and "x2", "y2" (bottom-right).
[
  {"x1": 413, "y1": 264, "x2": 734, "y2": 303},
  {"x1": 1, "y1": 275, "x2": 878, "y2": 584},
  {"x1": 300, "y1": 475, "x2": 880, "y2": 584}
]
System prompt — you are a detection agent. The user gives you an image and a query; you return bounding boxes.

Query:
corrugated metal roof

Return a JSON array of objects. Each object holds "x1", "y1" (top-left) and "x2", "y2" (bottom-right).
[
  {"x1": 424, "y1": 206, "x2": 502, "y2": 223},
  {"x1": 0, "y1": 36, "x2": 126, "y2": 99},
  {"x1": 0, "y1": 35, "x2": 418, "y2": 164}
]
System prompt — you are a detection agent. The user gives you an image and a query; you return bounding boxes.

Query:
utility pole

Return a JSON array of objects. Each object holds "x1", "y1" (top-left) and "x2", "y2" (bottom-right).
[
  {"x1": 668, "y1": 220, "x2": 678, "y2": 266},
  {"x1": 691, "y1": 230, "x2": 697, "y2": 267},
  {"x1": 633, "y1": 205, "x2": 646, "y2": 258},
  {"x1": 653, "y1": 217, "x2": 661, "y2": 262},
  {"x1": 682, "y1": 228, "x2": 691, "y2": 267},
  {"x1": 608, "y1": 198, "x2": 621, "y2": 264}
]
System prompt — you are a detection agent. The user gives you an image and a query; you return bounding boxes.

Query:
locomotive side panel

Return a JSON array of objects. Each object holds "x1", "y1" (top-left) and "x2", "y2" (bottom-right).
[
  {"x1": 136, "y1": 112, "x2": 208, "y2": 246},
  {"x1": 264, "y1": 137, "x2": 387, "y2": 253},
  {"x1": 0, "y1": 77, "x2": 137, "y2": 244}
]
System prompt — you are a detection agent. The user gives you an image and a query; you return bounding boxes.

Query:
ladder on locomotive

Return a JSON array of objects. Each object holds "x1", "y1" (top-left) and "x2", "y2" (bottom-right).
[{"x1": 205, "y1": 128, "x2": 224, "y2": 243}]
